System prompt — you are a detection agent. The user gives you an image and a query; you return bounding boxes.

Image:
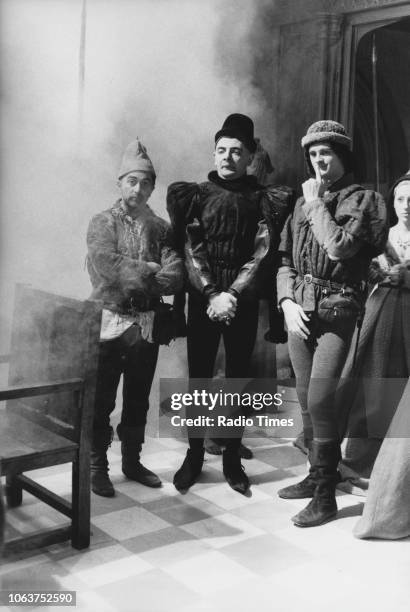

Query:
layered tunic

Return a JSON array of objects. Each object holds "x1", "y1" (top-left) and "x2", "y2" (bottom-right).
[
  {"x1": 277, "y1": 174, "x2": 387, "y2": 311},
  {"x1": 87, "y1": 201, "x2": 184, "y2": 341},
  {"x1": 87, "y1": 201, "x2": 183, "y2": 312}
]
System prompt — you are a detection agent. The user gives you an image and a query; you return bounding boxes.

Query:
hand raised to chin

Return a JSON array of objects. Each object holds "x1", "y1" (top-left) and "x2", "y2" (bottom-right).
[{"x1": 302, "y1": 166, "x2": 326, "y2": 202}]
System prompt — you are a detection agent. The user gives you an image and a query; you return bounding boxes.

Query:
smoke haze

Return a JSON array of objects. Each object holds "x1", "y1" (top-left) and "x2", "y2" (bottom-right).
[{"x1": 0, "y1": 0, "x2": 276, "y2": 347}]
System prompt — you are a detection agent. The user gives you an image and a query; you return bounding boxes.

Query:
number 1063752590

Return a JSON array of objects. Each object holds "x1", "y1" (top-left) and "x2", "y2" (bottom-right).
[{"x1": 0, "y1": 591, "x2": 76, "y2": 606}]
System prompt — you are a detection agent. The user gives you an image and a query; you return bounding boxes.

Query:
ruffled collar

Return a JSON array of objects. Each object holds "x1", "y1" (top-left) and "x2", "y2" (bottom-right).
[{"x1": 207, "y1": 171, "x2": 260, "y2": 192}]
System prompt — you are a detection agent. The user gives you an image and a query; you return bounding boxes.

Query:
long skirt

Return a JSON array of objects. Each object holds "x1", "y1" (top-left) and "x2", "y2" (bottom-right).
[
  {"x1": 353, "y1": 379, "x2": 410, "y2": 539},
  {"x1": 336, "y1": 286, "x2": 410, "y2": 489}
]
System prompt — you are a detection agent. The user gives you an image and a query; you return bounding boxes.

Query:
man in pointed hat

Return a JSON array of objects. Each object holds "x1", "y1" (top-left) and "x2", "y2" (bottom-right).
[
  {"x1": 86, "y1": 139, "x2": 184, "y2": 497},
  {"x1": 167, "y1": 113, "x2": 294, "y2": 494}
]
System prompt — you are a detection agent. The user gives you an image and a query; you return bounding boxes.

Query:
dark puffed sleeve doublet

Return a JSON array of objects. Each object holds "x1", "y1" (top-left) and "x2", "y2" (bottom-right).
[{"x1": 167, "y1": 176, "x2": 294, "y2": 300}]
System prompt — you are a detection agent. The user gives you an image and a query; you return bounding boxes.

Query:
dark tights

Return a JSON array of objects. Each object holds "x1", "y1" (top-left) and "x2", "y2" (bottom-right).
[{"x1": 187, "y1": 294, "x2": 259, "y2": 452}]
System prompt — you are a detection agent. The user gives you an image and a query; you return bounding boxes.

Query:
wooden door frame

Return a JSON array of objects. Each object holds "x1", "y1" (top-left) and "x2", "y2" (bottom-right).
[{"x1": 337, "y1": 2, "x2": 410, "y2": 134}]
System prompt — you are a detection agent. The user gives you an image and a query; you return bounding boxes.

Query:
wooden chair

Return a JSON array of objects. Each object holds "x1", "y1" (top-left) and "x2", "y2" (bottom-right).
[{"x1": 0, "y1": 284, "x2": 101, "y2": 555}]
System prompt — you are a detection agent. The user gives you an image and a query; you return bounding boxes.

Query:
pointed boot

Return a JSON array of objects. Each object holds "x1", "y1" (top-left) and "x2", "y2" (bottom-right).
[
  {"x1": 173, "y1": 448, "x2": 205, "y2": 491},
  {"x1": 222, "y1": 449, "x2": 249, "y2": 495}
]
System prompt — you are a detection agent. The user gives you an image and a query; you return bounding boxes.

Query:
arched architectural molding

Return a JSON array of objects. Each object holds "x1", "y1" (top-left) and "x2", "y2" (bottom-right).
[{"x1": 338, "y1": 3, "x2": 410, "y2": 132}]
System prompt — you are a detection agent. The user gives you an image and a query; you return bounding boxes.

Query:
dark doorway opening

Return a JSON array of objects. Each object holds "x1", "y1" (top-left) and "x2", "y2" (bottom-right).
[{"x1": 353, "y1": 18, "x2": 410, "y2": 194}]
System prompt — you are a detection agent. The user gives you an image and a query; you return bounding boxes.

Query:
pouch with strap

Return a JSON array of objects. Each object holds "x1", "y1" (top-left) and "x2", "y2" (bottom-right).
[
  {"x1": 152, "y1": 298, "x2": 187, "y2": 346},
  {"x1": 317, "y1": 290, "x2": 362, "y2": 323}
]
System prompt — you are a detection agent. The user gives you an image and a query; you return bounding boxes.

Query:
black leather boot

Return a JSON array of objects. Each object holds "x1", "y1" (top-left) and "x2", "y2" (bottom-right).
[
  {"x1": 278, "y1": 473, "x2": 316, "y2": 499},
  {"x1": 91, "y1": 427, "x2": 115, "y2": 497},
  {"x1": 173, "y1": 448, "x2": 205, "y2": 491},
  {"x1": 291, "y1": 440, "x2": 341, "y2": 528},
  {"x1": 239, "y1": 443, "x2": 253, "y2": 460},
  {"x1": 222, "y1": 449, "x2": 249, "y2": 495},
  {"x1": 278, "y1": 442, "x2": 316, "y2": 499},
  {"x1": 205, "y1": 439, "x2": 253, "y2": 460},
  {"x1": 117, "y1": 424, "x2": 161, "y2": 488}
]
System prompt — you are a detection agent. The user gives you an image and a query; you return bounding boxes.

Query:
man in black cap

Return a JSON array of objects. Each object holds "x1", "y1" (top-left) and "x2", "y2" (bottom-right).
[{"x1": 167, "y1": 113, "x2": 294, "y2": 494}]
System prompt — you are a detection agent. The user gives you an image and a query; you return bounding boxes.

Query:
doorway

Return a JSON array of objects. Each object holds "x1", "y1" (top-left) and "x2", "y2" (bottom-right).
[{"x1": 353, "y1": 18, "x2": 410, "y2": 193}]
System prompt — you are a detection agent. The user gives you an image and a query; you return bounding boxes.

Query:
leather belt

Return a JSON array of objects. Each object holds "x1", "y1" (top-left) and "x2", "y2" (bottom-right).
[{"x1": 301, "y1": 274, "x2": 360, "y2": 295}]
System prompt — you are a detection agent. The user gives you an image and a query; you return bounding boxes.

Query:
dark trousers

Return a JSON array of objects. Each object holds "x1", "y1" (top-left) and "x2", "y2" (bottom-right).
[
  {"x1": 187, "y1": 294, "x2": 259, "y2": 451},
  {"x1": 93, "y1": 326, "x2": 159, "y2": 434},
  {"x1": 288, "y1": 315, "x2": 356, "y2": 441},
  {"x1": 187, "y1": 295, "x2": 259, "y2": 378}
]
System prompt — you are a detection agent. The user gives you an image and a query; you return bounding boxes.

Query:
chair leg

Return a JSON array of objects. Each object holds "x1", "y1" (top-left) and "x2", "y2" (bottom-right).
[
  {"x1": 5, "y1": 474, "x2": 23, "y2": 508},
  {"x1": 71, "y1": 458, "x2": 90, "y2": 549}
]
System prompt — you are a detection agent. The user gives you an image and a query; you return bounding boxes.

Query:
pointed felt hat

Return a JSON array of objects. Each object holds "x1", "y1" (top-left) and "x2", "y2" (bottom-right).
[{"x1": 118, "y1": 138, "x2": 156, "y2": 182}]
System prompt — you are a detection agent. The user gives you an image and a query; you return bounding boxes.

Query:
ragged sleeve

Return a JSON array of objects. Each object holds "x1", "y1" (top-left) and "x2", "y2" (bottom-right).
[
  {"x1": 302, "y1": 189, "x2": 388, "y2": 261},
  {"x1": 87, "y1": 211, "x2": 158, "y2": 296}
]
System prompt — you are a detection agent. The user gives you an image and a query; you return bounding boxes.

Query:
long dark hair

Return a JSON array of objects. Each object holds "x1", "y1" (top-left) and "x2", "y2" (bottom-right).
[{"x1": 304, "y1": 141, "x2": 356, "y2": 177}]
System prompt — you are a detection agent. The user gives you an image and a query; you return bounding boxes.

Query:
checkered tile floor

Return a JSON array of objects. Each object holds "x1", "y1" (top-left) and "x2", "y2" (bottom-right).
[{"x1": 1, "y1": 425, "x2": 409, "y2": 612}]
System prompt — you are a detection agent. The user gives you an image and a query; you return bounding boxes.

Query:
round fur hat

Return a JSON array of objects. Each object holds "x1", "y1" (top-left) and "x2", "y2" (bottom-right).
[{"x1": 301, "y1": 120, "x2": 352, "y2": 149}]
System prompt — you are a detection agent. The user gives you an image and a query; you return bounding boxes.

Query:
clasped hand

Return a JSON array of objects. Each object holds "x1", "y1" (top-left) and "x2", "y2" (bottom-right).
[{"x1": 207, "y1": 292, "x2": 237, "y2": 325}]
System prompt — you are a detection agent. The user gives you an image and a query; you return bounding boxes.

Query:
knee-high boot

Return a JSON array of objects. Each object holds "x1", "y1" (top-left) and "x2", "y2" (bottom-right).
[
  {"x1": 291, "y1": 440, "x2": 340, "y2": 527},
  {"x1": 91, "y1": 427, "x2": 115, "y2": 497},
  {"x1": 278, "y1": 440, "x2": 316, "y2": 499},
  {"x1": 116, "y1": 424, "x2": 161, "y2": 488}
]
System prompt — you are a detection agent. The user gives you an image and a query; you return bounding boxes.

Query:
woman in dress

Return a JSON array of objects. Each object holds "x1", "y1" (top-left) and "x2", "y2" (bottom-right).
[
  {"x1": 338, "y1": 174, "x2": 410, "y2": 498},
  {"x1": 276, "y1": 120, "x2": 387, "y2": 527},
  {"x1": 354, "y1": 378, "x2": 410, "y2": 540}
]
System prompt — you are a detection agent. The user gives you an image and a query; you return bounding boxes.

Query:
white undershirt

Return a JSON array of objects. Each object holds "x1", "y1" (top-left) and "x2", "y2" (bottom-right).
[{"x1": 100, "y1": 309, "x2": 155, "y2": 343}]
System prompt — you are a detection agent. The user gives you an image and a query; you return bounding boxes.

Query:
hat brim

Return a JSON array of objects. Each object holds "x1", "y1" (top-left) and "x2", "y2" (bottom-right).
[{"x1": 301, "y1": 132, "x2": 352, "y2": 149}]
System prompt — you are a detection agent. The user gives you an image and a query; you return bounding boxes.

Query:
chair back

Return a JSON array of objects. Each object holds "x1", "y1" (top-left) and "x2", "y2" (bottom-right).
[{"x1": 6, "y1": 284, "x2": 102, "y2": 443}]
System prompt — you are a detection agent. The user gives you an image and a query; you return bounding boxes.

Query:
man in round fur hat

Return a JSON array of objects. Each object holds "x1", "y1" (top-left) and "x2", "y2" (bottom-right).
[
  {"x1": 167, "y1": 113, "x2": 295, "y2": 494},
  {"x1": 87, "y1": 139, "x2": 184, "y2": 497}
]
